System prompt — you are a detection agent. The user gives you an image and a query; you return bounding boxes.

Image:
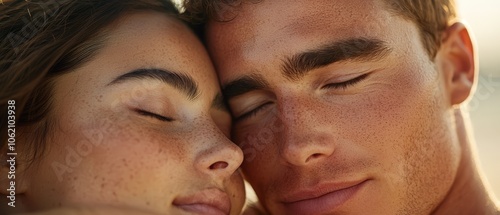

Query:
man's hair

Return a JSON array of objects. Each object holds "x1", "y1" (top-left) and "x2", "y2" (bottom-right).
[{"x1": 182, "y1": 0, "x2": 457, "y2": 58}]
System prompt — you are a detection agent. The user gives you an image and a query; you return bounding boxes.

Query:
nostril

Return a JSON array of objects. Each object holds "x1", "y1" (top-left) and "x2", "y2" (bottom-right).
[
  {"x1": 209, "y1": 161, "x2": 228, "y2": 170},
  {"x1": 305, "y1": 153, "x2": 323, "y2": 162},
  {"x1": 311, "y1": 153, "x2": 322, "y2": 158}
]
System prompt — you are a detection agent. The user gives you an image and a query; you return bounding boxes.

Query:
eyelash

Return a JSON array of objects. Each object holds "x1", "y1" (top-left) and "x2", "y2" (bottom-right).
[
  {"x1": 234, "y1": 102, "x2": 273, "y2": 122},
  {"x1": 234, "y1": 73, "x2": 370, "y2": 122},
  {"x1": 135, "y1": 109, "x2": 174, "y2": 122},
  {"x1": 321, "y1": 73, "x2": 370, "y2": 90}
]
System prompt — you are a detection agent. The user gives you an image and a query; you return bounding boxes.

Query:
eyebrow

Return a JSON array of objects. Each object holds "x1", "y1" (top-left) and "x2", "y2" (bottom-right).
[
  {"x1": 108, "y1": 68, "x2": 200, "y2": 100},
  {"x1": 108, "y1": 68, "x2": 228, "y2": 111},
  {"x1": 281, "y1": 37, "x2": 391, "y2": 80},
  {"x1": 221, "y1": 38, "x2": 390, "y2": 101},
  {"x1": 222, "y1": 74, "x2": 270, "y2": 101}
]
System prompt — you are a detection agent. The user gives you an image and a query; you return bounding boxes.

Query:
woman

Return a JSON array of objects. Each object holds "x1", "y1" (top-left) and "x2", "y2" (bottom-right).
[{"x1": 0, "y1": 0, "x2": 245, "y2": 214}]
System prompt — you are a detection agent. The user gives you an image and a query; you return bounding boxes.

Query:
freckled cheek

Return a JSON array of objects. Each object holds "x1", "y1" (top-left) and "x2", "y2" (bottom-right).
[
  {"x1": 234, "y1": 124, "x2": 281, "y2": 166},
  {"x1": 227, "y1": 171, "x2": 246, "y2": 212},
  {"x1": 95, "y1": 132, "x2": 186, "y2": 177},
  {"x1": 66, "y1": 131, "x2": 186, "y2": 201},
  {"x1": 236, "y1": 130, "x2": 283, "y2": 192},
  {"x1": 332, "y1": 87, "x2": 419, "y2": 146}
]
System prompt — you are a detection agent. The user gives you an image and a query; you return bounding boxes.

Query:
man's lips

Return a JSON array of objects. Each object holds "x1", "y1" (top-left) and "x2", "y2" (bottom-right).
[
  {"x1": 173, "y1": 188, "x2": 231, "y2": 215},
  {"x1": 281, "y1": 179, "x2": 370, "y2": 215}
]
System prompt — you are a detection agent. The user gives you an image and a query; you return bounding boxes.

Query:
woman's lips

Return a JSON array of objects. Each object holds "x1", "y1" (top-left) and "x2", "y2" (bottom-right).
[
  {"x1": 173, "y1": 188, "x2": 231, "y2": 215},
  {"x1": 281, "y1": 179, "x2": 370, "y2": 215}
]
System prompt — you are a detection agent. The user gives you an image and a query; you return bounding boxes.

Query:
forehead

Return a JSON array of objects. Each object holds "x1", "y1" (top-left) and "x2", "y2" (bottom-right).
[
  {"x1": 77, "y1": 12, "x2": 218, "y2": 94},
  {"x1": 206, "y1": 0, "x2": 408, "y2": 81},
  {"x1": 209, "y1": 0, "x2": 386, "y2": 37}
]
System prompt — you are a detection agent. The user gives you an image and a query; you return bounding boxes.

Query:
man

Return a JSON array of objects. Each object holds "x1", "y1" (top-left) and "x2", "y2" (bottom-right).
[{"x1": 183, "y1": 0, "x2": 500, "y2": 214}]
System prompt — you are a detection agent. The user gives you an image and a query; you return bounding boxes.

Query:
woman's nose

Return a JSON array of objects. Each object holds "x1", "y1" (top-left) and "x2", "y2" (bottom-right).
[{"x1": 194, "y1": 131, "x2": 244, "y2": 179}]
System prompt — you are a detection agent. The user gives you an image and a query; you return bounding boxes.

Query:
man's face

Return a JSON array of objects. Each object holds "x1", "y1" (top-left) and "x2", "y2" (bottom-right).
[{"x1": 207, "y1": 0, "x2": 462, "y2": 214}]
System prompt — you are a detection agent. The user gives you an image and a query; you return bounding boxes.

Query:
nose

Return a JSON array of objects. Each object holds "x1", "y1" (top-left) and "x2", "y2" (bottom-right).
[
  {"x1": 279, "y1": 96, "x2": 336, "y2": 166},
  {"x1": 194, "y1": 128, "x2": 244, "y2": 179}
]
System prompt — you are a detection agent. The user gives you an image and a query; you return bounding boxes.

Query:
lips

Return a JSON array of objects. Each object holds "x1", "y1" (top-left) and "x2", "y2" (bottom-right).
[
  {"x1": 281, "y1": 179, "x2": 369, "y2": 215},
  {"x1": 173, "y1": 188, "x2": 231, "y2": 215}
]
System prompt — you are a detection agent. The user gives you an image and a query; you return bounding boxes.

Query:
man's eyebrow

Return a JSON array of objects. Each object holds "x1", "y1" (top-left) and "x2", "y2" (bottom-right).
[
  {"x1": 107, "y1": 68, "x2": 200, "y2": 100},
  {"x1": 222, "y1": 74, "x2": 270, "y2": 101},
  {"x1": 281, "y1": 37, "x2": 391, "y2": 80}
]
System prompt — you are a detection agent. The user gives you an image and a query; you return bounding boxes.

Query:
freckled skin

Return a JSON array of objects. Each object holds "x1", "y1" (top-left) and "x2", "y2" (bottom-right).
[
  {"x1": 206, "y1": 0, "x2": 497, "y2": 214},
  {"x1": 11, "y1": 12, "x2": 245, "y2": 215}
]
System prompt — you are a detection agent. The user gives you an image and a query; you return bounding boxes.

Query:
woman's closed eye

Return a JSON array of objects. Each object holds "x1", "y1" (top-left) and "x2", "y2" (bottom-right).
[{"x1": 135, "y1": 109, "x2": 174, "y2": 122}]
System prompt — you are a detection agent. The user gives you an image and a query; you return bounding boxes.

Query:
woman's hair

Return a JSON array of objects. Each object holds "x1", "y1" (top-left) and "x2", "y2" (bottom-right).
[
  {"x1": 182, "y1": 0, "x2": 457, "y2": 59},
  {"x1": 0, "y1": 0, "x2": 179, "y2": 162}
]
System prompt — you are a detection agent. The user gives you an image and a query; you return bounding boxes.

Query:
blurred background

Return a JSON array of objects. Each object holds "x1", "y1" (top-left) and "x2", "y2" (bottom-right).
[
  {"x1": 175, "y1": 0, "x2": 500, "y2": 200},
  {"x1": 457, "y1": 0, "x2": 500, "y2": 200}
]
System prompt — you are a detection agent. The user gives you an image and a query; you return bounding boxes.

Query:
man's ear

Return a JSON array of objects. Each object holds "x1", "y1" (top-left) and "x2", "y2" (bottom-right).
[{"x1": 436, "y1": 22, "x2": 477, "y2": 106}]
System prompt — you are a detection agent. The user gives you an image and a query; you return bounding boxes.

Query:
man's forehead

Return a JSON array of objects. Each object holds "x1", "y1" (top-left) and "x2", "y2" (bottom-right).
[
  {"x1": 206, "y1": 0, "x2": 391, "y2": 52},
  {"x1": 205, "y1": 0, "x2": 397, "y2": 82},
  {"x1": 206, "y1": 0, "x2": 385, "y2": 36}
]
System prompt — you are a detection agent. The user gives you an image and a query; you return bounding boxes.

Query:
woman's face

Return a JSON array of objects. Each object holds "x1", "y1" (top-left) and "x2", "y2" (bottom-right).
[{"x1": 20, "y1": 12, "x2": 245, "y2": 215}]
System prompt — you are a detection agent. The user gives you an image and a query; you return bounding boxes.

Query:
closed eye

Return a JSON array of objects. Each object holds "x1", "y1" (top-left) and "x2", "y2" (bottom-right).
[
  {"x1": 321, "y1": 73, "x2": 370, "y2": 90},
  {"x1": 234, "y1": 101, "x2": 273, "y2": 122},
  {"x1": 135, "y1": 109, "x2": 174, "y2": 122}
]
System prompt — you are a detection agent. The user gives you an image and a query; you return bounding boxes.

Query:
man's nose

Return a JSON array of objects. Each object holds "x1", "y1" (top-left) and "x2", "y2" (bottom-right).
[{"x1": 278, "y1": 96, "x2": 336, "y2": 167}]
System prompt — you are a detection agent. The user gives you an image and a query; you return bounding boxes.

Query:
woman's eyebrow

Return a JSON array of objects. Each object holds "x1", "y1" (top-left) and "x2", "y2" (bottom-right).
[{"x1": 107, "y1": 68, "x2": 200, "y2": 100}]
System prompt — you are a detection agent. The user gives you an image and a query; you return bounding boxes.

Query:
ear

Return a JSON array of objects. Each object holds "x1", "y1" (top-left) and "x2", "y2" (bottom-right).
[{"x1": 435, "y1": 22, "x2": 477, "y2": 106}]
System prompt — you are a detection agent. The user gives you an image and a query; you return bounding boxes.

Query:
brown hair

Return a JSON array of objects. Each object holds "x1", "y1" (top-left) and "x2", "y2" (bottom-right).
[
  {"x1": 182, "y1": 0, "x2": 457, "y2": 58},
  {"x1": 0, "y1": 0, "x2": 179, "y2": 162}
]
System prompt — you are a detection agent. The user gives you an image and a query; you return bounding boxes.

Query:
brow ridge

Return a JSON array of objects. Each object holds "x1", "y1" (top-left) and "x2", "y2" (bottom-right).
[
  {"x1": 221, "y1": 73, "x2": 270, "y2": 101},
  {"x1": 108, "y1": 68, "x2": 200, "y2": 100},
  {"x1": 281, "y1": 37, "x2": 391, "y2": 80}
]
